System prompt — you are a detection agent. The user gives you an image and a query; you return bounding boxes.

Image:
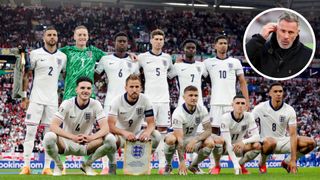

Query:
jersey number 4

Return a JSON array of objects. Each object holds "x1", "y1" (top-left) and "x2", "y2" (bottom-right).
[{"x1": 75, "y1": 124, "x2": 80, "y2": 132}]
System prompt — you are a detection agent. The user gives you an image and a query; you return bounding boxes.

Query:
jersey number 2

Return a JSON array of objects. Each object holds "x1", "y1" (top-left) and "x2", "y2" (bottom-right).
[{"x1": 48, "y1": 66, "x2": 53, "y2": 76}]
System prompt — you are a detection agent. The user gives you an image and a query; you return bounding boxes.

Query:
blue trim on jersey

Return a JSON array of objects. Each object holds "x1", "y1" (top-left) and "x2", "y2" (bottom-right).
[
  {"x1": 124, "y1": 92, "x2": 139, "y2": 106},
  {"x1": 182, "y1": 103, "x2": 195, "y2": 115},
  {"x1": 269, "y1": 100, "x2": 284, "y2": 111},
  {"x1": 75, "y1": 97, "x2": 90, "y2": 110},
  {"x1": 216, "y1": 55, "x2": 229, "y2": 60},
  {"x1": 149, "y1": 50, "x2": 162, "y2": 56},
  {"x1": 145, "y1": 109, "x2": 154, "y2": 117},
  {"x1": 182, "y1": 59, "x2": 195, "y2": 64},
  {"x1": 42, "y1": 47, "x2": 58, "y2": 55},
  {"x1": 113, "y1": 53, "x2": 129, "y2": 59},
  {"x1": 231, "y1": 111, "x2": 244, "y2": 123}
]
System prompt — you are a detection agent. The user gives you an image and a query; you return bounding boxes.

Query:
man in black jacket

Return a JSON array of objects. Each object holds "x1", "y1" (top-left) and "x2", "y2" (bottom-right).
[{"x1": 246, "y1": 12, "x2": 313, "y2": 78}]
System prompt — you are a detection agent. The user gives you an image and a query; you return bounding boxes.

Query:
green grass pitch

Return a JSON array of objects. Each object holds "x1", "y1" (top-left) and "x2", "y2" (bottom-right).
[{"x1": 0, "y1": 168, "x2": 319, "y2": 180}]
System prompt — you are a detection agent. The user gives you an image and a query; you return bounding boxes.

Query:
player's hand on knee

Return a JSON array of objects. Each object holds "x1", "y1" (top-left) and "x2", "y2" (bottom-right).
[
  {"x1": 185, "y1": 139, "x2": 196, "y2": 153},
  {"x1": 124, "y1": 131, "x2": 136, "y2": 142},
  {"x1": 138, "y1": 132, "x2": 150, "y2": 142},
  {"x1": 233, "y1": 142, "x2": 244, "y2": 154},
  {"x1": 178, "y1": 163, "x2": 188, "y2": 175}
]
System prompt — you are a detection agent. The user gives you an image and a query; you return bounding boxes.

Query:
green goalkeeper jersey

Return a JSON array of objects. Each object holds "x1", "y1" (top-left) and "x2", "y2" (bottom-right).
[{"x1": 60, "y1": 45, "x2": 105, "y2": 100}]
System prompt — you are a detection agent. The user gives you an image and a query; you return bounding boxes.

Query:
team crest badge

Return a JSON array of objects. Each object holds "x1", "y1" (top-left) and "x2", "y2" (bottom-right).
[
  {"x1": 26, "y1": 114, "x2": 31, "y2": 120},
  {"x1": 162, "y1": 60, "x2": 167, "y2": 67},
  {"x1": 279, "y1": 116, "x2": 285, "y2": 123},
  {"x1": 241, "y1": 125, "x2": 247, "y2": 131},
  {"x1": 195, "y1": 117, "x2": 201, "y2": 125},
  {"x1": 87, "y1": 51, "x2": 92, "y2": 58},
  {"x1": 85, "y1": 112, "x2": 91, "y2": 121},
  {"x1": 57, "y1": 58, "x2": 62, "y2": 66},
  {"x1": 131, "y1": 144, "x2": 145, "y2": 159},
  {"x1": 127, "y1": 62, "x2": 132, "y2": 68},
  {"x1": 221, "y1": 123, "x2": 225, "y2": 129},
  {"x1": 228, "y1": 63, "x2": 233, "y2": 69},
  {"x1": 196, "y1": 66, "x2": 201, "y2": 73},
  {"x1": 136, "y1": 107, "x2": 143, "y2": 116}
]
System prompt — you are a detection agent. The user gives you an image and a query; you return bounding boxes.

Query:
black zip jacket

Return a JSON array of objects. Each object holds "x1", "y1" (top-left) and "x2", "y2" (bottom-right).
[{"x1": 246, "y1": 32, "x2": 312, "y2": 78}]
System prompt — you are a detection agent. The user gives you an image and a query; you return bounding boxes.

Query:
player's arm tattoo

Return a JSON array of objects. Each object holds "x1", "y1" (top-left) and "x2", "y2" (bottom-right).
[
  {"x1": 177, "y1": 138, "x2": 185, "y2": 163},
  {"x1": 174, "y1": 129, "x2": 185, "y2": 163},
  {"x1": 194, "y1": 121, "x2": 211, "y2": 142}
]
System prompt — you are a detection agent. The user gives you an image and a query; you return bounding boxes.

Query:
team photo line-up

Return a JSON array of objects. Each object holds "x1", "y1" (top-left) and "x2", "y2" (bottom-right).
[{"x1": 17, "y1": 24, "x2": 318, "y2": 176}]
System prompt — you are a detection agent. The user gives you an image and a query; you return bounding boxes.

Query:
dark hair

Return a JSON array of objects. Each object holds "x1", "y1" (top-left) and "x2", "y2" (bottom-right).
[
  {"x1": 184, "y1": 85, "x2": 198, "y2": 94},
  {"x1": 181, "y1": 39, "x2": 199, "y2": 49},
  {"x1": 114, "y1": 32, "x2": 128, "y2": 41},
  {"x1": 233, "y1": 94, "x2": 245, "y2": 100},
  {"x1": 76, "y1": 76, "x2": 93, "y2": 85},
  {"x1": 126, "y1": 74, "x2": 141, "y2": 85},
  {"x1": 150, "y1": 29, "x2": 165, "y2": 38},
  {"x1": 44, "y1": 26, "x2": 57, "y2": 33},
  {"x1": 268, "y1": 82, "x2": 283, "y2": 92},
  {"x1": 214, "y1": 35, "x2": 228, "y2": 44}
]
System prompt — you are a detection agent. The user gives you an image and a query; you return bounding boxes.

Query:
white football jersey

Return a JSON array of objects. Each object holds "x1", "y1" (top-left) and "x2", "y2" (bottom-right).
[
  {"x1": 172, "y1": 103, "x2": 209, "y2": 138},
  {"x1": 138, "y1": 51, "x2": 173, "y2": 103},
  {"x1": 29, "y1": 47, "x2": 66, "y2": 106},
  {"x1": 95, "y1": 54, "x2": 139, "y2": 106},
  {"x1": 220, "y1": 112, "x2": 259, "y2": 144},
  {"x1": 204, "y1": 57, "x2": 243, "y2": 105},
  {"x1": 109, "y1": 93, "x2": 153, "y2": 134},
  {"x1": 252, "y1": 101, "x2": 297, "y2": 139},
  {"x1": 55, "y1": 97, "x2": 106, "y2": 135},
  {"x1": 170, "y1": 61, "x2": 208, "y2": 106}
]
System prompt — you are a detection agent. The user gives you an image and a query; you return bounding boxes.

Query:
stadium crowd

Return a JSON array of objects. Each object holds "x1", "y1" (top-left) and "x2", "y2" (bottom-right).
[{"x1": 2, "y1": 5, "x2": 319, "y2": 58}]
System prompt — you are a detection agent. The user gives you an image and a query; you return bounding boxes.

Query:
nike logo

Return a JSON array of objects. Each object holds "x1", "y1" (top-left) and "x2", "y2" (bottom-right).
[
  {"x1": 212, "y1": 65, "x2": 216, "y2": 67},
  {"x1": 109, "y1": 62, "x2": 114, "y2": 65},
  {"x1": 40, "y1": 59, "x2": 45, "y2": 61},
  {"x1": 120, "y1": 112, "x2": 126, "y2": 114},
  {"x1": 263, "y1": 114, "x2": 268, "y2": 117},
  {"x1": 69, "y1": 115, "x2": 76, "y2": 118},
  {"x1": 146, "y1": 61, "x2": 152, "y2": 64},
  {"x1": 181, "y1": 68, "x2": 187, "y2": 71}
]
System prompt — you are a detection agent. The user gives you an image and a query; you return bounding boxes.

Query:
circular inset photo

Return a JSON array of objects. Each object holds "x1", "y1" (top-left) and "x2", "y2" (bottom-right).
[{"x1": 243, "y1": 8, "x2": 316, "y2": 80}]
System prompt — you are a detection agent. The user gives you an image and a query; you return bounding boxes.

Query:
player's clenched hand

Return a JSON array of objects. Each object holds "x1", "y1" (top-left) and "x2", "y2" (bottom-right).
[
  {"x1": 123, "y1": 131, "x2": 136, "y2": 141},
  {"x1": 288, "y1": 160, "x2": 297, "y2": 174},
  {"x1": 185, "y1": 139, "x2": 197, "y2": 153},
  {"x1": 260, "y1": 23, "x2": 277, "y2": 40},
  {"x1": 138, "y1": 131, "x2": 150, "y2": 142},
  {"x1": 71, "y1": 134, "x2": 85, "y2": 144},
  {"x1": 178, "y1": 163, "x2": 188, "y2": 175},
  {"x1": 21, "y1": 97, "x2": 29, "y2": 110},
  {"x1": 233, "y1": 142, "x2": 244, "y2": 155},
  {"x1": 81, "y1": 134, "x2": 94, "y2": 143}
]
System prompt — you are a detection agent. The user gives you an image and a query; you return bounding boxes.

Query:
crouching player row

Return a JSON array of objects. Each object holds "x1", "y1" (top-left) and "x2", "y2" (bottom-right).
[{"x1": 44, "y1": 75, "x2": 160, "y2": 176}]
